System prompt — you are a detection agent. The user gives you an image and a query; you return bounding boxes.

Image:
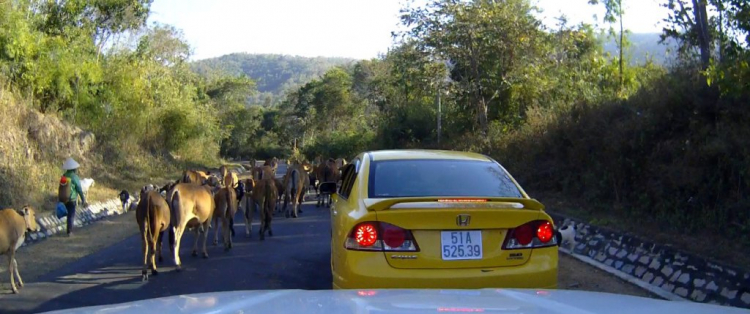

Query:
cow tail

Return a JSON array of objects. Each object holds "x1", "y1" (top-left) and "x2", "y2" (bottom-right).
[
  {"x1": 264, "y1": 179, "x2": 274, "y2": 221},
  {"x1": 291, "y1": 169, "x2": 299, "y2": 197},
  {"x1": 145, "y1": 194, "x2": 153, "y2": 244}
]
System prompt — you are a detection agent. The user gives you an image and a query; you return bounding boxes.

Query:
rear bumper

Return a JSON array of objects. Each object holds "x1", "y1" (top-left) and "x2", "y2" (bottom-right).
[{"x1": 333, "y1": 247, "x2": 558, "y2": 290}]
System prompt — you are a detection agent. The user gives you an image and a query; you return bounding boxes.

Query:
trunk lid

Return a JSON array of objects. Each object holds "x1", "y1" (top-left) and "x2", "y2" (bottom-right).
[{"x1": 369, "y1": 197, "x2": 545, "y2": 269}]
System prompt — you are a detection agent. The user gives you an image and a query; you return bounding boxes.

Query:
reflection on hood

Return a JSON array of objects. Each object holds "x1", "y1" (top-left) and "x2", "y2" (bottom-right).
[{"x1": 40, "y1": 289, "x2": 749, "y2": 314}]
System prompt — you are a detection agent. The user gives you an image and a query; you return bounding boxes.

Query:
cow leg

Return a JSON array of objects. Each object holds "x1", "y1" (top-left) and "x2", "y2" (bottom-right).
[
  {"x1": 298, "y1": 191, "x2": 304, "y2": 213},
  {"x1": 283, "y1": 193, "x2": 290, "y2": 218},
  {"x1": 229, "y1": 217, "x2": 235, "y2": 238},
  {"x1": 201, "y1": 220, "x2": 210, "y2": 258},
  {"x1": 266, "y1": 207, "x2": 274, "y2": 237},
  {"x1": 141, "y1": 226, "x2": 149, "y2": 281},
  {"x1": 245, "y1": 198, "x2": 253, "y2": 238},
  {"x1": 149, "y1": 235, "x2": 159, "y2": 276},
  {"x1": 9, "y1": 252, "x2": 18, "y2": 293},
  {"x1": 172, "y1": 226, "x2": 184, "y2": 271},
  {"x1": 157, "y1": 231, "x2": 164, "y2": 263},
  {"x1": 212, "y1": 216, "x2": 220, "y2": 246},
  {"x1": 12, "y1": 258, "x2": 23, "y2": 288},
  {"x1": 223, "y1": 216, "x2": 232, "y2": 251},
  {"x1": 192, "y1": 227, "x2": 200, "y2": 257}
]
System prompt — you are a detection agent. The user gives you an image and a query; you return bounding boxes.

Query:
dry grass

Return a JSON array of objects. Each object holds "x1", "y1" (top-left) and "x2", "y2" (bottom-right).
[{"x1": 0, "y1": 87, "x2": 186, "y2": 214}]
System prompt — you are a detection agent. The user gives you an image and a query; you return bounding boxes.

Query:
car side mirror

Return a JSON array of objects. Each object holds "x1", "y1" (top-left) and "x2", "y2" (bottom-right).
[
  {"x1": 319, "y1": 182, "x2": 337, "y2": 195},
  {"x1": 331, "y1": 193, "x2": 338, "y2": 203}
]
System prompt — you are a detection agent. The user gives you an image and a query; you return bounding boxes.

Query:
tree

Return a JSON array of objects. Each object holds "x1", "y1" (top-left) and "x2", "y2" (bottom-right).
[
  {"x1": 399, "y1": 0, "x2": 545, "y2": 136},
  {"x1": 661, "y1": 0, "x2": 712, "y2": 70},
  {"x1": 589, "y1": 0, "x2": 626, "y2": 91}
]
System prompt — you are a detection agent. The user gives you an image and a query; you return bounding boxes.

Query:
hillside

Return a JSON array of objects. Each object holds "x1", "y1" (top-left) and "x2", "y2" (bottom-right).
[
  {"x1": 191, "y1": 54, "x2": 356, "y2": 106},
  {"x1": 601, "y1": 32, "x2": 678, "y2": 65}
]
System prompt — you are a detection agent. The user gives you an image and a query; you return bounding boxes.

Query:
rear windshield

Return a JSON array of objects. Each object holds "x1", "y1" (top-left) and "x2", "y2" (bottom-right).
[{"x1": 368, "y1": 159, "x2": 523, "y2": 198}]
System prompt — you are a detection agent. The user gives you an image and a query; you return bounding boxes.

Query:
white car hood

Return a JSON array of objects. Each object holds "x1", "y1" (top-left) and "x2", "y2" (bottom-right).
[{"x1": 41, "y1": 289, "x2": 748, "y2": 314}]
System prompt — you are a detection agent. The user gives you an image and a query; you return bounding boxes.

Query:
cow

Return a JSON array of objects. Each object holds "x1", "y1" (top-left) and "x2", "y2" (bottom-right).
[
  {"x1": 282, "y1": 164, "x2": 308, "y2": 218},
  {"x1": 228, "y1": 179, "x2": 248, "y2": 238},
  {"x1": 251, "y1": 166, "x2": 277, "y2": 240},
  {"x1": 274, "y1": 177, "x2": 285, "y2": 215},
  {"x1": 167, "y1": 183, "x2": 215, "y2": 270},
  {"x1": 211, "y1": 187, "x2": 237, "y2": 250},
  {"x1": 219, "y1": 165, "x2": 229, "y2": 180},
  {"x1": 135, "y1": 189, "x2": 170, "y2": 281},
  {"x1": 317, "y1": 159, "x2": 339, "y2": 208},
  {"x1": 335, "y1": 158, "x2": 347, "y2": 169},
  {"x1": 205, "y1": 175, "x2": 222, "y2": 190},
  {"x1": 264, "y1": 158, "x2": 279, "y2": 175},
  {"x1": 182, "y1": 170, "x2": 205, "y2": 184},
  {"x1": 222, "y1": 171, "x2": 238, "y2": 190},
  {"x1": 0, "y1": 206, "x2": 40, "y2": 293},
  {"x1": 237, "y1": 179, "x2": 255, "y2": 237}
]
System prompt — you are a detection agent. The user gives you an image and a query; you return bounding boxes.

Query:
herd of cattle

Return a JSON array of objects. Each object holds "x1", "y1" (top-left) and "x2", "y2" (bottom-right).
[{"x1": 131, "y1": 157, "x2": 347, "y2": 281}]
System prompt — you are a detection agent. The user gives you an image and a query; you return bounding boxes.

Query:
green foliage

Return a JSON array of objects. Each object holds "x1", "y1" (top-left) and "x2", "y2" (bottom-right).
[{"x1": 191, "y1": 53, "x2": 354, "y2": 106}]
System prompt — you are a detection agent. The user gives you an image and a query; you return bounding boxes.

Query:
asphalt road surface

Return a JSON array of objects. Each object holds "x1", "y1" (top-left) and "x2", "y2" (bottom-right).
[
  {"x1": 1, "y1": 163, "x2": 333, "y2": 314},
  {"x1": 0, "y1": 162, "x2": 652, "y2": 313}
]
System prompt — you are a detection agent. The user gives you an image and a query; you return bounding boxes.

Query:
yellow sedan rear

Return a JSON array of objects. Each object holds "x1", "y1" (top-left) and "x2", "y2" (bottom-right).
[{"x1": 329, "y1": 149, "x2": 558, "y2": 289}]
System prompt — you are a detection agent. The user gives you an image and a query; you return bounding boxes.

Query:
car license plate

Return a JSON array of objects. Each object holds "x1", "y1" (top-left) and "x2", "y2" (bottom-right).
[{"x1": 441, "y1": 230, "x2": 482, "y2": 260}]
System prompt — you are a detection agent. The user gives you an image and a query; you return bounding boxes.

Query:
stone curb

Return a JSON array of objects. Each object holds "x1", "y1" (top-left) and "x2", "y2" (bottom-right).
[
  {"x1": 23, "y1": 196, "x2": 136, "y2": 246},
  {"x1": 549, "y1": 211, "x2": 750, "y2": 309}
]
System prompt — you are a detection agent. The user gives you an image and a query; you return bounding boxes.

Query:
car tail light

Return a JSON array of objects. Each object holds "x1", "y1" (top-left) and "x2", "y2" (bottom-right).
[
  {"x1": 503, "y1": 220, "x2": 558, "y2": 249},
  {"x1": 354, "y1": 223, "x2": 378, "y2": 247},
  {"x1": 536, "y1": 221, "x2": 553, "y2": 243},
  {"x1": 345, "y1": 222, "x2": 419, "y2": 252}
]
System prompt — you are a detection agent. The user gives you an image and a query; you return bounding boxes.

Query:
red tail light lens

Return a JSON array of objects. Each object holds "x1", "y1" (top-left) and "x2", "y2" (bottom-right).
[
  {"x1": 355, "y1": 223, "x2": 378, "y2": 247},
  {"x1": 503, "y1": 220, "x2": 558, "y2": 250},
  {"x1": 382, "y1": 224, "x2": 406, "y2": 248},
  {"x1": 345, "y1": 222, "x2": 419, "y2": 252},
  {"x1": 537, "y1": 221, "x2": 553, "y2": 243},
  {"x1": 515, "y1": 224, "x2": 534, "y2": 245}
]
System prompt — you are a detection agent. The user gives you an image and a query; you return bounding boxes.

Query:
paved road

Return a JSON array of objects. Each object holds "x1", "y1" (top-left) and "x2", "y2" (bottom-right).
[
  {"x1": 0, "y1": 162, "x2": 652, "y2": 313},
  {"x1": 1, "y1": 163, "x2": 330, "y2": 314}
]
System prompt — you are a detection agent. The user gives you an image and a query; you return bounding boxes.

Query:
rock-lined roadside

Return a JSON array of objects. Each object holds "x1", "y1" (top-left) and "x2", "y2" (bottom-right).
[
  {"x1": 25, "y1": 197, "x2": 135, "y2": 245},
  {"x1": 549, "y1": 212, "x2": 750, "y2": 309}
]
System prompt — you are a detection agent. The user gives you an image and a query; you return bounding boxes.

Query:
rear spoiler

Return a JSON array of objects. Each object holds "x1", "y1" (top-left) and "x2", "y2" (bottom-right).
[{"x1": 363, "y1": 197, "x2": 545, "y2": 211}]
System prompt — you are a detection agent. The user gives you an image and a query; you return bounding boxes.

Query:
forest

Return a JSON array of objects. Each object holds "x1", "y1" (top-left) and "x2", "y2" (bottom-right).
[
  {"x1": 191, "y1": 53, "x2": 354, "y2": 107},
  {"x1": 1, "y1": 0, "x2": 748, "y2": 255}
]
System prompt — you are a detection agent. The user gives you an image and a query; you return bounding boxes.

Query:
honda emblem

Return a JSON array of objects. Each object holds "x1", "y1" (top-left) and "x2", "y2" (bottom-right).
[{"x1": 456, "y1": 214, "x2": 471, "y2": 227}]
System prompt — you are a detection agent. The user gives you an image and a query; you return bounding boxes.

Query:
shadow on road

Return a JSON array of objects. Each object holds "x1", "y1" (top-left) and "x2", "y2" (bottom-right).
[{"x1": 0, "y1": 201, "x2": 332, "y2": 314}]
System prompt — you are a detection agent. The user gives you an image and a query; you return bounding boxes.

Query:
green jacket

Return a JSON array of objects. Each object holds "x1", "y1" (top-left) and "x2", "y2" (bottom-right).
[{"x1": 63, "y1": 170, "x2": 86, "y2": 204}]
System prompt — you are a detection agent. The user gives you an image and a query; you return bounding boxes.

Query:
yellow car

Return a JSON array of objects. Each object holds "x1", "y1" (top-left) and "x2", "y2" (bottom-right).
[{"x1": 328, "y1": 149, "x2": 558, "y2": 289}]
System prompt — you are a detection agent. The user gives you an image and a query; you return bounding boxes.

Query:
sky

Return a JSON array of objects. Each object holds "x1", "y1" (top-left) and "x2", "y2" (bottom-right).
[{"x1": 147, "y1": 0, "x2": 670, "y2": 61}]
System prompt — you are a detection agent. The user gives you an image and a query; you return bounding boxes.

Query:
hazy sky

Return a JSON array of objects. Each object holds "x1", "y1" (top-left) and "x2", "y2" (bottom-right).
[{"x1": 148, "y1": 0, "x2": 670, "y2": 61}]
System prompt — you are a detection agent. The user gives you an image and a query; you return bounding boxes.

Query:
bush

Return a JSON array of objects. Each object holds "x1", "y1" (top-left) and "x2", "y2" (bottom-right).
[{"x1": 488, "y1": 70, "x2": 750, "y2": 237}]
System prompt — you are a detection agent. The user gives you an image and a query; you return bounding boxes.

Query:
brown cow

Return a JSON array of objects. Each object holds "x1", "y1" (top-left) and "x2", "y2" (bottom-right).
[
  {"x1": 212, "y1": 187, "x2": 237, "y2": 250},
  {"x1": 316, "y1": 159, "x2": 339, "y2": 208},
  {"x1": 167, "y1": 183, "x2": 215, "y2": 270},
  {"x1": 251, "y1": 167, "x2": 277, "y2": 240},
  {"x1": 264, "y1": 158, "x2": 279, "y2": 175},
  {"x1": 136, "y1": 189, "x2": 170, "y2": 281},
  {"x1": 182, "y1": 170, "x2": 210, "y2": 184},
  {"x1": 0, "y1": 206, "x2": 39, "y2": 293},
  {"x1": 282, "y1": 164, "x2": 308, "y2": 218},
  {"x1": 219, "y1": 165, "x2": 229, "y2": 180},
  {"x1": 274, "y1": 177, "x2": 285, "y2": 214},
  {"x1": 238, "y1": 179, "x2": 255, "y2": 237}
]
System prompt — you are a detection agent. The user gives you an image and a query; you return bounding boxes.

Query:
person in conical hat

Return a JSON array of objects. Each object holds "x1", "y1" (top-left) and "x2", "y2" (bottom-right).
[{"x1": 61, "y1": 157, "x2": 88, "y2": 236}]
